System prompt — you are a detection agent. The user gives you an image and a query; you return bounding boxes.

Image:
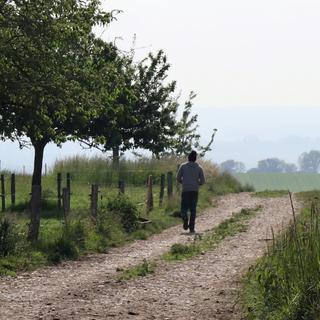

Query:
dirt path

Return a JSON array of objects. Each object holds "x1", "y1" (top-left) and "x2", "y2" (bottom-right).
[{"x1": 0, "y1": 193, "x2": 301, "y2": 319}]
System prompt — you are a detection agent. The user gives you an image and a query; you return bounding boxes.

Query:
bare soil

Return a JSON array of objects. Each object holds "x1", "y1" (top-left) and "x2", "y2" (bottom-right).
[{"x1": 0, "y1": 193, "x2": 301, "y2": 320}]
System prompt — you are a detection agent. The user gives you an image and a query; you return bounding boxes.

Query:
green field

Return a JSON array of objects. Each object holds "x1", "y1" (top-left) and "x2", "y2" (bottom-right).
[{"x1": 234, "y1": 173, "x2": 320, "y2": 192}]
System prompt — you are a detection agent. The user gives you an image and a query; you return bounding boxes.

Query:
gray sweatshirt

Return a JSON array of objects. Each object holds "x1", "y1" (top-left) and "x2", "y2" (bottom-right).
[{"x1": 177, "y1": 161, "x2": 205, "y2": 192}]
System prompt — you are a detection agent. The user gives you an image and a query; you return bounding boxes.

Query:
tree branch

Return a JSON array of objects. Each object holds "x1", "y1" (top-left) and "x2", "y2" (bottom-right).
[{"x1": 199, "y1": 128, "x2": 218, "y2": 157}]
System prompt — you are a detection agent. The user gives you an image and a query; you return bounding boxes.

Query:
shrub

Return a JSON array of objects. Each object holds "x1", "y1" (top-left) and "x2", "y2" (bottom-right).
[
  {"x1": 47, "y1": 227, "x2": 80, "y2": 264},
  {"x1": 96, "y1": 209, "x2": 112, "y2": 236},
  {"x1": 68, "y1": 220, "x2": 86, "y2": 250},
  {"x1": 208, "y1": 172, "x2": 254, "y2": 195},
  {"x1": 86, "y1": 233, "x2": 109, "y2": 253},
  {"x1": 106, "y1": 195, "x2": 139, "y2": 233},
  {"x1": 0, "y1": 218, "x2": 18, "y2": 257}
]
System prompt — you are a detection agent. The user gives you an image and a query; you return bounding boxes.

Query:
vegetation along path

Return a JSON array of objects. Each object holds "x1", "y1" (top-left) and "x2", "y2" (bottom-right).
[{"x1": 0, "y1": 193, "x2": 301, "y2": 319}]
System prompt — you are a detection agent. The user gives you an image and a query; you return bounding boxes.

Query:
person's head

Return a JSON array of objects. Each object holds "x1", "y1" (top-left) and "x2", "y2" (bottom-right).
[{"x1": 188, "y1": 150, "x2": 197, "y2": 162}]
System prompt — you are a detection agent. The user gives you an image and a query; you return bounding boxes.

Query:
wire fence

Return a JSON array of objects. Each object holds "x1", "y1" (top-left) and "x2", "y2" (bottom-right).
[{"x1": 0, "y1": 170, "x2": 177, "y2": 215}]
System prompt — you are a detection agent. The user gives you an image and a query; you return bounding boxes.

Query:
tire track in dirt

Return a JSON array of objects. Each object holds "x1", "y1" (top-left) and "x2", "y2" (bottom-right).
[{"x1": 0, "y1": 193, "x2": 299, "y2": 319}]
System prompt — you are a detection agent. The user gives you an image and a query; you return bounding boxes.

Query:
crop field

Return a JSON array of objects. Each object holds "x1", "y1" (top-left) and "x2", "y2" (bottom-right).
[{"x1": 234, "y1": 172, "x2": 320, "y2": 192}]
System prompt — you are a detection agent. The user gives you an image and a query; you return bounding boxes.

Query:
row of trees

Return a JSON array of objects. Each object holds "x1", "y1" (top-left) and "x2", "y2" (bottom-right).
[
  {"x1": 0, "y1": 0, "x2": 216, "y2": 240},
  {"x1": 220, "y1": 150, "x2": 320, "y2": 173}
]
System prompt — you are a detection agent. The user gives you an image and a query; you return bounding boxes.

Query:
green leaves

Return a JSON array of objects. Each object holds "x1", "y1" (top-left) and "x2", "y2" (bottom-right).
[
  {"x1": 0, "y1": 0, "x2": 111, "y2": 146},
  {"x1": 85, "y1": 48, "x2": 179, "y2": 159},
  {"x1": 167, "y1": 92, "x2": 217, "y2": 157}
]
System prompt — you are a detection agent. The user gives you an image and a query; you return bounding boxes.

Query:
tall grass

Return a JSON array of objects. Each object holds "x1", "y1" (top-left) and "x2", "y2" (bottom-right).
[
  {"x1": 52, "y1": 155, "x2": 180, "y2": 186},
  {"x1": 243, "y1": 192, "x2": 320, "y2": 320},
  {"x1": 208, "y1": 172, "x2": 254, "y2": 195},
  {"x1": 52, "y1": 155, "x2": 226, "y2": 186}
]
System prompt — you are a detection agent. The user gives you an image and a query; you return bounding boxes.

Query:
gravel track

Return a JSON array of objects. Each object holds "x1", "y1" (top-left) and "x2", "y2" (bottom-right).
[{"x1": 0, "y1": 193, "x2": 301, "y2": 320}]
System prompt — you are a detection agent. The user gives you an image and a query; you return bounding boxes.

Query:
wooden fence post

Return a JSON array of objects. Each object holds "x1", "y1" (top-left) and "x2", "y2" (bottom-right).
[
  {"x1": 11, "y1": 173, "x2": 15, "y2": 208},
  {"x1": 57, "y1": 173, "x2": 62, "y2": 209},
  {"x1": 62, "y1": 187, "x2": 70, "y2": 223},
  {"x1": 146, "y1": 175, "x2": 153, "y2": 213},
  {"x1": 159, "y1": 174, "x2": 165, "y2": 206},
  {"x1": 167, "y1": 171, "x2": 173, "y2": 199},
  {"x1": 28, "y1": 185, "x2": 41, "y2": 241},
  {"x1": 1, "y1": 174, "x2": 5, "y2": 212},
  {"x1": 66, "y1": 173, "x2": 71, "y2": 199},
  {"x1": 90, "y1": 184, "x2": 99, "y2": 219},
  {"x1": 118, "y1": 180, "x2": 125, "y2": 194}
]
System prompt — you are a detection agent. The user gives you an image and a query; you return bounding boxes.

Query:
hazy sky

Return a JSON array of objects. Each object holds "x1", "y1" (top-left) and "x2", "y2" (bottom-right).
[
  {"x1": 102, "y1": 0, "x2": 320, "y2": 108},
  {"x1": 1, "y1": 1, "x2": 320, "y2": 171}
]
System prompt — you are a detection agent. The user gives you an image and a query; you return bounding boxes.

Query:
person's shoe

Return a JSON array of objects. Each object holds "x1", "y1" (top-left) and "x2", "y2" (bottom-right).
[
  {"x1": 189, "y1": 229, "x2": 195, "y2": 234},
  {"x1": 183, "y1": 218, "x2": 189, "y2": 230}
]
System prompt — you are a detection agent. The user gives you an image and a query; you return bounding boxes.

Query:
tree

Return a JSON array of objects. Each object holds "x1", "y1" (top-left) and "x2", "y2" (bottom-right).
[
  {"x1": 79, "y1": 40, "x2": 137, "y2": 167},
  {"x1": 249, "y1": 158, "x2": 297, "y2": 173},
  {"x1": 0, "y1": 0, "x2": 112, "y2": 239},
  {"x1": 299, "y1": 150, "x2": 320, "y2": 173},
  {"x1": 170, "y1": 92, "x2": 199, "y2": 156},
  {"x1": 88, "y1": 50, "x2": 179, "y2": 165},
  {"x1": 87, "y1": 50, "x2": 217, "y2": 162},
  {"x1": 125, "y1": 50, "x2": 179, "y2": 158},
  {"x1": 220, "y1": 160, "x2": 246, "y2": 173},
  {"x1": 166, "y1": 92, "x2": 218, "y2": 157},
  {"x1": 258, "y1": 158, "x2": 286, "y2": 172},
  {"x1": 247, "y1": 167, "x2": 261, "y2": 173},
  {"x1": 284, "y1": 163, "x2": 297, "y2": 173}
]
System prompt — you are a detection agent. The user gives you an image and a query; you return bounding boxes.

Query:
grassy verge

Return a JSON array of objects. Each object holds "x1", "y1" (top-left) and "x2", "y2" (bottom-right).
[
  {"x1": 117, "y1": 259, "x2": 157, "y2": 281},
  {"x1": 163, "y1": 207, "x2": 261, "y2": 262},
  {"x1": 0, "y1": 190, "x2": 217, "y2": 276},
  {"x1": 242, "y1": 191, "x2": 320, "y2": 320},
  {"x1": 0, "y1": 197, "x2": 181, "y2": 276}
]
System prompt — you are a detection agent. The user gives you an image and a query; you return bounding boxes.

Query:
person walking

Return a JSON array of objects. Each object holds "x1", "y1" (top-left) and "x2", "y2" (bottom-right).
[{"x1": 177, "y1": 150, "x2": 205, "y2": 233}]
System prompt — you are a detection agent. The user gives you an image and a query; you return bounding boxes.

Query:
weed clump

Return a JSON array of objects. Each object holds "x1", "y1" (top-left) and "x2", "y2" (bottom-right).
[
  {"x1": 169, "y1": 243, "x2": 199, "y2": 258},
  {"x1": 118, "y1": 259, "x2": 156, "y2": 281},
  {"x1": 46, "y1": 222, "x2": 87, "y2": 264},
  {"x1": 47, "y1": 232, "x2": 79, "y2": 264},
  {"x1": 106, "y1": 195, "x2": 139, "y2": 233},
  {"x1": 0, "y1": 218, "x2": 19, "y2": 257}
]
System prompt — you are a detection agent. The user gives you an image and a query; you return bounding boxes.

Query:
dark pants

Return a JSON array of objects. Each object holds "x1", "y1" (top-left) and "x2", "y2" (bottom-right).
[{"x1": 181, "y1": 191, "x2": 198, "y2": 232}]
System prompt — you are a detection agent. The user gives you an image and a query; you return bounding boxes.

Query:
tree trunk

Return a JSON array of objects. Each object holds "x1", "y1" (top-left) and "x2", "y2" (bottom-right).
[
  {"x1": 28, "y1": 141, "x2": 46, "y2": 241},
  {"x1": 112, "y1": 146, "x2": 120, "y2": 168},
  {"x1": 28, "y1": 184, "x2": 41, "y2": 241},
  {"x1": 31, "y1": 141, "x2": 46, "y2": 187}
]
